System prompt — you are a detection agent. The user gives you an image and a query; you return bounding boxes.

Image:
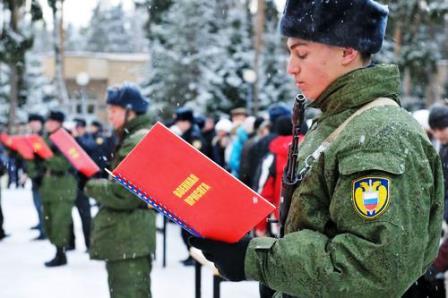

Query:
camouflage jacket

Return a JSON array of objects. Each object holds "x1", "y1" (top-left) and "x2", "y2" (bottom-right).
[
  {"x1": 86, "y1": 115, "x2": 156, "y2": 262},
  {"x1": 39, "y1": 135, "x2": 77, "y2": 204},
  {"x1": 244, "y1": 64, "x2": 444, "y2": 297}
]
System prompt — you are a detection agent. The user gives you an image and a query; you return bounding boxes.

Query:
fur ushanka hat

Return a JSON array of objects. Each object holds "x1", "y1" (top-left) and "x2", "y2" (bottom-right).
[{"x1": 280, "y1": 0, "x2": 389, "y2": 54}]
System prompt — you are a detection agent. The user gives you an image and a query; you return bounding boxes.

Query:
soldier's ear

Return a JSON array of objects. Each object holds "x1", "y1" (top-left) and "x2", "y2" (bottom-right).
[{"x1": 340, "y1": 47, "x2": 360, "y2": 66}]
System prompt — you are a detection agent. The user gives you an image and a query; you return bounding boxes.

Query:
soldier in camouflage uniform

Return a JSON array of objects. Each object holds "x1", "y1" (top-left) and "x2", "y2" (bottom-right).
[
  {"x1": 190, "y1": 1, "x2": 444, "y2": 297},
  {"x1": 86, "y1": 84, "x2": 156, "y2": 298},
  {"x1": 26, "y1": 113, "x2": 47, "y2": 240},
  {"x1": 41, "y1": 111, "x2": 77, "y2": 267}
]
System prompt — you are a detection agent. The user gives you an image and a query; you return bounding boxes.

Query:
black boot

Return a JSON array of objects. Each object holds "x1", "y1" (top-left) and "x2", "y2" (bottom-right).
[
  {"x1": 44, "y1": 246, "x2": 67, "y2": 267},
  {"x1": 180, "y1": 256, "x2": 195, "y2": 266}
]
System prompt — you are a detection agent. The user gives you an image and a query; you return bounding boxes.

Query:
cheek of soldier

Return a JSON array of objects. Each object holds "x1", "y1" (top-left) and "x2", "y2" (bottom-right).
[
  {"x1": 287, "y1": 38, "x2": 343, "y2": 101},
  {"x1": 432, "y1": 127, "x2": 448, "y2": 145},
  {"x1": 45, "y1": 120, "x2": 60, "y2": 133},
  {"x1": 29, "y1": 120, "x2": 42, "y2": 133},
  {"x1": 107, "y1": 105, "x2": 126, "y2": 129},
  {"x1": 176, "y1": 120, "x2": 193, "y2": 133}
]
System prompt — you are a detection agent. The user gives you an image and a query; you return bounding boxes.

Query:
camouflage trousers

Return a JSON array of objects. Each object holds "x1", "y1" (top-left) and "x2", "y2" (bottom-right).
[
  {"x1": 106, "y1": 257, "x2": 152, "y2": 298},
  {"x1": 42, "y1": 201, "x2": 73, "y2": 247}
]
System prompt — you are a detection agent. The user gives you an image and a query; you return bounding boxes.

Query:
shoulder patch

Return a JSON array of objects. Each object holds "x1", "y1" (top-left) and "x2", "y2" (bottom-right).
[{"x1": 352, "y1": 177, "x2": 390, "y2": 220}]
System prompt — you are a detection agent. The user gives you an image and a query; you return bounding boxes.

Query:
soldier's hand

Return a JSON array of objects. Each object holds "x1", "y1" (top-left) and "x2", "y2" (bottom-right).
[
  {"x1": 423, "y1": 265, "x2": 443, "y2": 283},
  {"x1": 189, "y1": 235, "x2": 251, "y2": 282}
]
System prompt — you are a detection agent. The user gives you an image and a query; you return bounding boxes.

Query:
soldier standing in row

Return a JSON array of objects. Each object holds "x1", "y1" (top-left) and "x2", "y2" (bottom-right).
[
  {"x1": 68, "y1": 118, "x2": 95, "y2": 251},
  {"x1": 26, "y1": 114, "x2": 47, "y2": 241},
  {"x1": 86, "y1": 84, "x2": 156, "y2": 298},
  {"x1": 41, "y1": 111, "x2": 77, "y2": 267},
  {"x1": 89, "y1": 120, "x2": 115, "y2": 179},
  {"x1": 190, "y1": 1, "x2": 444, "y2": 297}
]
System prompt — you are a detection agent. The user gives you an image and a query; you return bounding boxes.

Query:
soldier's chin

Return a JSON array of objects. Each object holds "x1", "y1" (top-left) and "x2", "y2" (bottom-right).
[{"x1": 301, "y1": 90, "x2": 317, "y2": 102}]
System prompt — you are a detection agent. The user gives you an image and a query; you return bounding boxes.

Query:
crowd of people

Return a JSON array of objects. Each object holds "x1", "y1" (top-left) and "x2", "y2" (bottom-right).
[
  {"x1": 0, "y1": 82, "x2": 309, "y2": 297},
  {"x1": 1, "y1": 0, "x2": 448, "y2": 297},
  {"x1": 0, "y1": 113, "x2": 114, "y2": 244},
  {"x1": 1, "y1": 83, "x2": 448, "y2": 297}
]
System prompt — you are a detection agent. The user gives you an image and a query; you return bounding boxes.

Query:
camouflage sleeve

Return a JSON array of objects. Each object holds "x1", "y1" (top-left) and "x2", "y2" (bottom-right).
[
  {"x1": 244, "y1": 152, "x2": 444, "y2": 297},
  {"x1": 85, "y1": 130, "x2": 148, "y2": 210},
  {"x1": 44, "y1": 152, "x2": 71, "y2": 172},
  {"x1": 85, "y1": 178, "x2": 143, "y2": 210},
  {"x1": 25, "y1": 160, "x2": 38, "y2": 178}
]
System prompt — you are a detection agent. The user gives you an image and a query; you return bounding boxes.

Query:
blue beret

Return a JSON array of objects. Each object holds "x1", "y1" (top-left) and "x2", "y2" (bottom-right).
[
  {"x1": 280, "y1": 0, "x2": 389, "y2": 54},
  {"x1": 106, "y1": 83, "x2": 149, "y2": 113}
]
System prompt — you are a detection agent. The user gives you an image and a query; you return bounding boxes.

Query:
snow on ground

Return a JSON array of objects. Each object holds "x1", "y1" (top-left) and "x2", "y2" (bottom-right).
[{"x1": 0, "y1": 185, "x2": 259, "y2": 298}]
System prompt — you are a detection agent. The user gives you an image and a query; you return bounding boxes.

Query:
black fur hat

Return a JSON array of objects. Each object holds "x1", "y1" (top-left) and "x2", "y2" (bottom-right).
[
  {"x1": 47, "y1": 110, "x2": 65, "y2": 123},
  {"x1": 280, "y1": 0, "x2": 389, "y2": 54},
  {"x1": 28, "y1": 113, "x2": 45, "y2": 124},
  {"x1": 175, "y1": 107, "x2": 194, "y2": 123}
]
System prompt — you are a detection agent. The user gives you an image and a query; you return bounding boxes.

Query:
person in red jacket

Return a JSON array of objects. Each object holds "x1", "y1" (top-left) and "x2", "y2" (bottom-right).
[{"x1": 255, "y1": 115, "x2": 305, "y2": 236}]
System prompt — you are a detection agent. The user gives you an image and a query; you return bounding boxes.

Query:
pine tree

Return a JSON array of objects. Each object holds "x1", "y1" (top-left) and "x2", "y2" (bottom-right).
[
  {"x1": 65, "y1": 24, "x2": 84, "y2": 52},
  {"x1": 0, "y1": 63, "x2": 10, "y2": 123},
  {"x1": 205, "y1": 1, "x2": 254, "y2": 113},
  {"x1": 136, "y1": 0, "x2": 173, "y2": 41},
  {"x1": 84, "y1": 3, "x2": 144, "y2": 53},
  {"x1": 145, "y1": 0, "x2": 224, "y2": 117},
  {"x1": 258, "y1": 0, "x2": 296, "y2": 109},
  {"x1": 380, "y1": 0, "x2": 448, "y2": 103},
  {"x1": 0, "y1": 0, "x2": 43, "y2": 130},
  {"x1": 22, "y1": 53, "x2": 58, "y2": 115}
]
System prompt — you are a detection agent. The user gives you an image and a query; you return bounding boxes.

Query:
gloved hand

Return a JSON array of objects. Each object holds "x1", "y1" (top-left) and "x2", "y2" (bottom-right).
[
  {"x1": 423, "y1": 265, "x2": 443, "y2": 283},
  {"x1": 189, "y1": 235, "x2": 252, "y2": 281}
]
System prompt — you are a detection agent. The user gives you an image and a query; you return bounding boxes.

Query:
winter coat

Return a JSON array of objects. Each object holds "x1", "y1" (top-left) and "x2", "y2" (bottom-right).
[
  {"x1": 255, "y1": 136, "x2": 293, "y2": 234},
  {"x1": 249, "y1": 133, "x2": 278, "y2": 189},
  {"x1": 181, "y1": 125, "x2": 205, "y2": 152},
  {"x1": 212, "y1": 134, "x2": 231, "y2": 169},
  {"x1": 86, "y1": 115, "x2": 156, "y2": 262},
  {"x1": 229, "y1": 126, "x2": 249, "y2": 177},
  {"x1": 239, "y1": 134, "x2": 258, "y2": 186},
  {"x1": 244, "y1": 64, "x2": 444, "y2": 297},
  {"x1": 39, "y1": 136, "x2": 77, "y2": 204}
]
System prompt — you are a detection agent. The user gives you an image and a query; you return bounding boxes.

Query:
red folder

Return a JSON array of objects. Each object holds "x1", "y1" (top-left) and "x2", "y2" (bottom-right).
[
  {"x1": 110, "y1": 122, "x2": 275, "y2": 243},
  {"x1": 0, "y1": 133, "x2": 15, "y2": 150},
  {"x1": 13, "y1": 136, "x2": 35, "y2": 160},
  {"x1": 49, "y1": 128, "x2": 100, "y2": 177},
  {"x1": 25, "y1": 135, "x2": 54, "y2": 160},
  {"x1": 0, "y1": 134, "x2": 35, "y2": 160}
]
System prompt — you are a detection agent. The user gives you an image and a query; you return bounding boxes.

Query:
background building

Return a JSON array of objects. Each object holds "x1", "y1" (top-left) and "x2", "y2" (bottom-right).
[{"x1": 40, "y1": 52, "x2": 149, "y2": 123}]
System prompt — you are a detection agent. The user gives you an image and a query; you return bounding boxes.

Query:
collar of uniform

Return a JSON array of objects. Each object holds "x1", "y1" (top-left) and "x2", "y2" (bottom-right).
[
  {"x1": 309, "y1": 64, "x2": 401, "y2": 118},
  {"x1": 122, "y1": 114, "x2": 152, "y2": 135}
]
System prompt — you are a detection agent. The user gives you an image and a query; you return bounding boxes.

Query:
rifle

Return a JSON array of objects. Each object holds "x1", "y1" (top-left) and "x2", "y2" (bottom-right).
[{"x1": 279, "y1": 94, "x2": 307, "y2": 237}]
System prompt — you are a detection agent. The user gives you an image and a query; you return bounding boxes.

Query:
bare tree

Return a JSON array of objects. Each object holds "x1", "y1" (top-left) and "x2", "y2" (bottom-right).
[{"x1": 48, "y1": 0, "x2": 69, "y2": 106}]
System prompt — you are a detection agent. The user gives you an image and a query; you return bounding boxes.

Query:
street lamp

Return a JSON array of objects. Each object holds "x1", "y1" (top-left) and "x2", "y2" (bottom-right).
[
  {"x1": 243, "y1": 68, "x2": 256, "y2": 114},
  {"x1": 76, "y1": 72, "x2": 90, "y2": 116}
]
